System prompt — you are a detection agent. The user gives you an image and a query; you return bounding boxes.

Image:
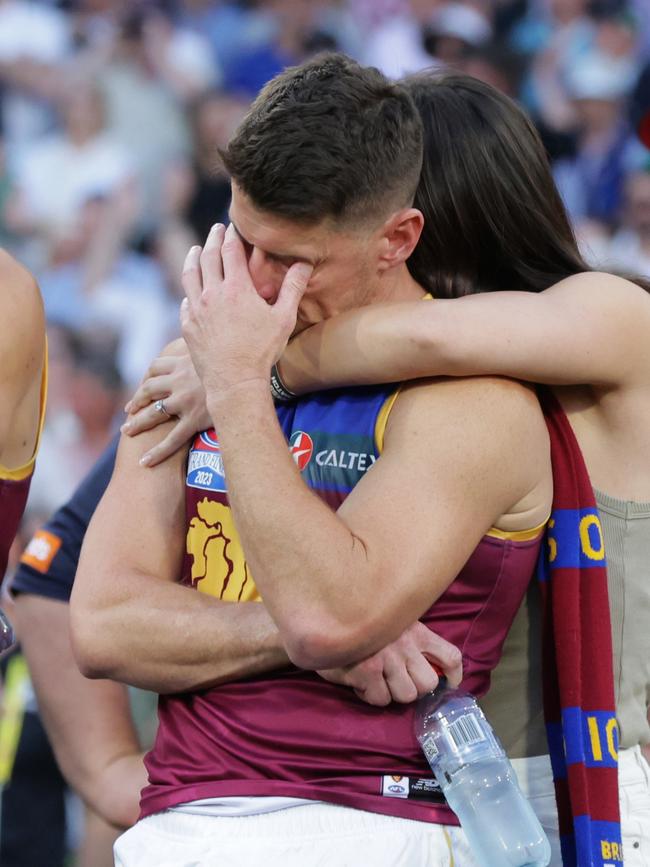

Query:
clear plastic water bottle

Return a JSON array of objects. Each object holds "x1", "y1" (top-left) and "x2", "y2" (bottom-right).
[{"x1": 415, "y1": 681, "x2": 551, "y2": 867}]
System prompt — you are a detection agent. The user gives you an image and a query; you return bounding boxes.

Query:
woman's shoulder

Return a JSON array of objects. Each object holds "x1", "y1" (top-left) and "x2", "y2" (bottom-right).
[{"x1": 551, "y1": 270, "x2": 650, "y2": 302}]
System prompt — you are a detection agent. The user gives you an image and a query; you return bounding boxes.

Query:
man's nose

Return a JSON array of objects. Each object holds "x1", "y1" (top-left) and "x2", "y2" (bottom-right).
[{"x1": 248, "y1": 248, "x2": 281, "y2": 301}]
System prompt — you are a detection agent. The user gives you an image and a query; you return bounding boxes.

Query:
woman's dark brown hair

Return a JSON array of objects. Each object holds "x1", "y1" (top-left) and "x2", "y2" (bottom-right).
[{"x1": 405, "y1": 70, "x2": 649, "y2": 297}]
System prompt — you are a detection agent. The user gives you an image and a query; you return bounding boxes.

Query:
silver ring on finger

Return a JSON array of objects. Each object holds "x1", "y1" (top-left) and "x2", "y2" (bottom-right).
[{"x1": 154, "y1": 398, "x2": 171, "y2": 417}]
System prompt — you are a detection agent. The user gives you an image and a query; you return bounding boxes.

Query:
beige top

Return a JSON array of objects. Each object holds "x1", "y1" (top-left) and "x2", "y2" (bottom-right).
[{"x1": 480, "y1": 490, "x2": 650, "y2": 756}]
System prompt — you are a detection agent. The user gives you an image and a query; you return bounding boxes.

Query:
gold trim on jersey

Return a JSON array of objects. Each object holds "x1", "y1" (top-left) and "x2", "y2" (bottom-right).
[
  {"x1": 374, "y1": 388, "x2": 402, "y2": 454},
  {"x1": 0, "y1": 338, "x2": 48, "y2": 482},
  {"x1": 485, "y1": 521, "x2": 547, "y2": 542}
]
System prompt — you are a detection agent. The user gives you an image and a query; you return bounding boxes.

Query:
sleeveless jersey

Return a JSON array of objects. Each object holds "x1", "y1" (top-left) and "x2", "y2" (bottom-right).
[
  {"x1": 141, "y1": 385, "x2": 544, "y2": 824},
  {"x1": 0, "y1": 351, "x2": 47, "y2": 578}
]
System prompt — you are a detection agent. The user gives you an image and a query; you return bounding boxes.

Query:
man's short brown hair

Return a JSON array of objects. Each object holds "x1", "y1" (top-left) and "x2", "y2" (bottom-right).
[{"x1": 221, "y1": 54, "x2": 423, "y2": 226}]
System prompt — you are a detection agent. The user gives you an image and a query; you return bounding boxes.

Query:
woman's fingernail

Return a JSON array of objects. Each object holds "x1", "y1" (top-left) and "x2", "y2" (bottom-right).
[
  {"x1": 124, "y1": 402, "x2": 132, "y2": 413},
  {"x1": 121, "y1": 422, "x2": 131, "y2": 433},
  {"x1": 140, "y1": 454, "x2": 152, "y2": 467}
]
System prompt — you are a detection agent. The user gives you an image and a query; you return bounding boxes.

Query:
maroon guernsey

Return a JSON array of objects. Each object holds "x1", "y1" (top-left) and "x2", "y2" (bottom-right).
[
  {"x1": 0, "y1": 357, "x2": 47, "y2": 578},
  {"x1": 141, "y1": 385, "x2": 545, "y2": 824}
]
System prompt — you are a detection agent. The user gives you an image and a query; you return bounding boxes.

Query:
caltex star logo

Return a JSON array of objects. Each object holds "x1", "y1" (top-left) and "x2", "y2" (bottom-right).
[{"x1": 289, "y1": 430, "x2": 314, "y2": 471}]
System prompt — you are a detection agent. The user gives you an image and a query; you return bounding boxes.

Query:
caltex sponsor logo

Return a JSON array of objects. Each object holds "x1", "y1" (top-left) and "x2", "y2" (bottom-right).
[
  {"x1": 315, "y1": 449, "x2": 376, "y2": 472},
  {"x1": 290, "y1": 430, "x2": 314, "y2": 471}
]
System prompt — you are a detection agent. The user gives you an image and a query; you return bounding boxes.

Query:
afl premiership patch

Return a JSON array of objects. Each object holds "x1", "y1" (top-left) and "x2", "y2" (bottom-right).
[{"x1": 187, "y1": 429, "x2": 227, "y2": 493}]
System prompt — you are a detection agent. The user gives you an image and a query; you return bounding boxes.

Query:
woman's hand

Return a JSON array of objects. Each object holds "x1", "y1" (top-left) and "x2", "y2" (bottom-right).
[
  {"x1": 122, "y1": 338, "x2": 210, "y2": 467},
  {"x1": 318, "y1": 622, "x2": 463, "y2": 707}
]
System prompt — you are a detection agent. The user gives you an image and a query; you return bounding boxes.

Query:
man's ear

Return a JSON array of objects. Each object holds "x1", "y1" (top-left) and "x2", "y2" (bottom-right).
[{"x1": 377, "y1": 208, "x2": 424, "y2": 272}]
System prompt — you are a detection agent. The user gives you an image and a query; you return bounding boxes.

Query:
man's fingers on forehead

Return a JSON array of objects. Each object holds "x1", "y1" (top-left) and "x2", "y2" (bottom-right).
[
  {"x1": 200, "y1": 224, "x2": 225, "y2": 281},
  {"x1": 221, "y1": 223, "x2": 248, "y2": 268},
  {"x1": 182, "y1": 247, "x2": 203, "y2": 303},
  {"x1": 205, "y1": 222, "x2": 225, "y2": 241},
  {"x1": 202, "y1": 223, "x2": 225, "y2": 254}
]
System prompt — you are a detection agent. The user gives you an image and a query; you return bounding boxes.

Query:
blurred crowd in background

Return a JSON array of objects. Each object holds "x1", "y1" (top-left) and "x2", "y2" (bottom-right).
[{"x1": 0, "y1": 0, "x2": 649, "y2": 863}]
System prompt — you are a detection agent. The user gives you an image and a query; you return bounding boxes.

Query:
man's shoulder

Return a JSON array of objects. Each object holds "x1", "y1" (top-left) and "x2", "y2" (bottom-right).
[
  {"x1": 382, "y1": 376, "x2": 551, "y2": 528},
  {"x1": 385, "y1": 375, "x2": 550, "y2": 479},
  {"x1": 392, "y1": 375, "x2": 544, "y2": 428}
]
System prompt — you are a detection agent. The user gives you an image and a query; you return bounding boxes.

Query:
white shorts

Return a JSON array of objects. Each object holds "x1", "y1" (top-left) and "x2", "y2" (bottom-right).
[
  {"x1": 114, "y1": 748, "x2": 650, "y2": 867},
  {"x1": 114, "y1": 800, "x2": 468, "y2": 867}
]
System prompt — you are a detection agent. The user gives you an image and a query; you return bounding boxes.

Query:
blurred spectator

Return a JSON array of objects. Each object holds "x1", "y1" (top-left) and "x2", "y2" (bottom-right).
[
  {"x1": 348, "y1": 0, "x2": 406, "y2": 32},
  {"x1": 594, "y1": 3, "x2": 641, "y2": 81},
  {"x1": 0, "y1": 125, "x2": 17, "y2": 249},
  {"x1": 178, "y1": 0, "x2": 274, "y2": 77},
  {"x1": 517, "y1": 0, "x2": 596, "y2": 130},
  {"x1": 5, "y1": 78, "x2": 136, "y2": 261},
  {"x1": 512, "y1": 0, "x2": 595, "y2": 61},
  {"x1": 172, "y1": 89, "x2": 249, "y2": 242},
  {"x1": 363, "y1": 0, "x2": 443, "y2": 78},
  {"x1": 98, "y1": 7, "x2": 198, "y2": 233},
  {"x1": 158, "y1": 90, "x2": 250, "y2": 293},
  {"x1": 0, "y1": 0, "x2": 71, "y2": 161},
  {"x1": 423, "y1": 3, "x2": 493, "y2": 68},
  {"x1": 224, "y1": 0, "x2": 337, "y2": 97},
  {"x1": 460, "y1": 41, "x2": 525, "y2": 97},
  {"x1": 29, "y1": 328, "x2": 125, "y2": 513},
  {"x1": 603, "y1": 169, "x2": 650, "y2": 275},
  {"x1": 553, "y1": 51, "x2": 637, "y2": 225},
  {"x1": 630, "y1": 56, "x2": 650, "y2": 147},
  {"x1": 36, "y1": 195, "x2": 174, "y2": 388},
  {"x1": 131, "y1": 6, "x2": 220, "y2": 102}
]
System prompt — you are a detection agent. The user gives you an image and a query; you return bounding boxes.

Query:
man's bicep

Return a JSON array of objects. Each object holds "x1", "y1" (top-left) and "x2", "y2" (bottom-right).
[
  {"x1": 336, "y1": 379, "x2": 540, "y2": 627},
  {"x1": 75, "y1": 424, "x2": 187, "y2": 600}
]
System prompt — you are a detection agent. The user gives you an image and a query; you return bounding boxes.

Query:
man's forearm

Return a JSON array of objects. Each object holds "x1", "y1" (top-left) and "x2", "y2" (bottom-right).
[
  {"x1": 71, "y1": 573, "x2": 289, "y2": 693},
  {"x1": 14, "y1": 595, "x2": 144, "y2": 827},
  {"x1": 207, "y1": 382, "x2": 377, "y2": 668}
]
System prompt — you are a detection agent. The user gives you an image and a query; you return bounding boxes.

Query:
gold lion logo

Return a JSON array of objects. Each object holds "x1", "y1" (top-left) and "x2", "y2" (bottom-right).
[{"x1": 186, "y1": 498, "x2": 259, "y2": 602}]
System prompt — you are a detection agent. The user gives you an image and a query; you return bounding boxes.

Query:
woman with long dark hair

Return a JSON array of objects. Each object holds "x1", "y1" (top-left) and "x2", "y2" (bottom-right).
[{"x1": 277, "y1": 72, "x2": 650, "y2": 866}]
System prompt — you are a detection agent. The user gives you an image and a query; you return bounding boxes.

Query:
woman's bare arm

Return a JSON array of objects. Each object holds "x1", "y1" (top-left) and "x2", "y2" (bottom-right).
[{"x1": 280, "y1": 272, "x2": 650, "y2": 392}]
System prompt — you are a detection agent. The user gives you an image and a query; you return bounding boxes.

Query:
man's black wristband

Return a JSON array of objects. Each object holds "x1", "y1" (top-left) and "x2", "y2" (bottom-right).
[{"x1": 270, "y1": 363, "x2": 297, "y2": 402}]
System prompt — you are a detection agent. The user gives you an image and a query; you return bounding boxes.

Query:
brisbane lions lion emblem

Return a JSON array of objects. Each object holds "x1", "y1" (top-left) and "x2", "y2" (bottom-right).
[{"x1": 186, "y1": 498, "x2": 259, "y2": 602}]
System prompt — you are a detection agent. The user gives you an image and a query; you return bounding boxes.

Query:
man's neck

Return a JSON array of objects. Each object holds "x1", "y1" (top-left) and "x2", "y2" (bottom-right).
[{"x1": 370, "y1": 262, "x2": 427, "y2": 305}]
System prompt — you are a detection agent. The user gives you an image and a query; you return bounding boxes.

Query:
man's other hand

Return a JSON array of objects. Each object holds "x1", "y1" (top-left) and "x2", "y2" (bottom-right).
[
  {"x1": 317, "y1": 622, "x2": 463, "y2": 707},
  {"x1": 93, "y1": 751, "x2": 148, "y2": 829}
]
